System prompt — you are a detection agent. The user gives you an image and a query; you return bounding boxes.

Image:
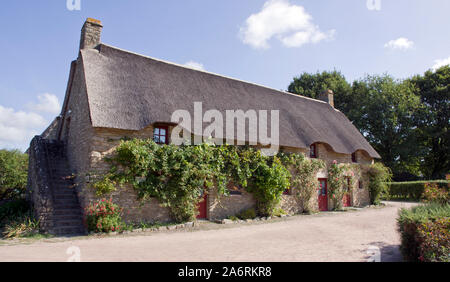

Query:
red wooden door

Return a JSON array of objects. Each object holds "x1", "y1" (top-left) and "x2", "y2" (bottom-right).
[
  {"x1": 343, "y1": 194, "x2": 351, "y2": 207},
  {"x1": 196, "y1": 192, "x2": 207, "y2": 219},
  {"x1": 318, "y1": 179, "x2": 328, "y2": 211},
  {"x1": 343, "y1": 178, "x2": 351, "y2": 207}
]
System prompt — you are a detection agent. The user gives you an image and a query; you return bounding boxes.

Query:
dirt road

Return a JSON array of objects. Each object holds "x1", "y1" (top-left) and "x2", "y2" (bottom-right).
[{"x1": 0, "y1": 201, "x2": 416, "y2": 262}]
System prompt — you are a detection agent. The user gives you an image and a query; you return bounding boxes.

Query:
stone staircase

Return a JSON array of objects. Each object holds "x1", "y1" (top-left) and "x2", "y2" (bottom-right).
[{"x1": 44, "y1": 141, "x2": 86, "y2": 236}]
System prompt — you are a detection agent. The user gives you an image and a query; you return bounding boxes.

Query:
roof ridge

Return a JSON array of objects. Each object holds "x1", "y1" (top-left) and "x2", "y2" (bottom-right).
[{"x1": 98, "y1": 43, "x2": 328, "y2": 105}]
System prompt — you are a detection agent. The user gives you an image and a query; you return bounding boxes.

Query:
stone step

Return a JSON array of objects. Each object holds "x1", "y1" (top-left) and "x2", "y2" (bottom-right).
[
  {"x1": 54, "y1": 219, "x2": 84, "y2": 227},
  {"x1": 53, "y1": 214, "x2": 84, "y2": 221},
  {"x1": 54, "y1": 204, "x2": 81, "y2": 210},
  {"x1": 53, "y1": 200, "x2": 80, "y2": 207},
  {"x1": 53, "y1": 226, "x2": 86, "y2": 236},
  {"x1": 53, "y1": 194, "x2": 77, "y2": 200}
]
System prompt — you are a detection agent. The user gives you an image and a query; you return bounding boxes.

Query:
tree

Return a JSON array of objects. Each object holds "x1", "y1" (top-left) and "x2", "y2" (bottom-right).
[
  {"x1": 287, "y1": 70, "x2": 353, "y2": 112},
  {"x1": 287, "y1": 72, "x2": 422, "y2": 178},
  {"x1": 349, "y1": 75, "x2": 422, "y2": 178},
  {"x1": 409, "y1": 65, "x2": 450, "y2": 179},
  {"x1": 0, "y1": 149, "x2": 28, "y2": 201}
]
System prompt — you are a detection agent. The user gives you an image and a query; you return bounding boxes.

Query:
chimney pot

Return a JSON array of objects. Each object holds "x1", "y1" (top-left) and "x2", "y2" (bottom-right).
[
  {"x1": 318, "y1": 89, "x2": 334, "y2": 108},
  {"x1": 79, "y1": 18, "x2": 103, "y2": 50}
]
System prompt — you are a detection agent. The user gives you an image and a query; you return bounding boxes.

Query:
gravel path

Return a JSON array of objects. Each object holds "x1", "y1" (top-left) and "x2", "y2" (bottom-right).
[{"x1": 0, "y1": 201, "x2": 417, "y2": 262}]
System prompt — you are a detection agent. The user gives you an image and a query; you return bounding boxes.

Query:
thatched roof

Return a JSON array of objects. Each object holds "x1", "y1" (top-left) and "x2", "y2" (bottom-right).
[{"x1": 80, "y1": 44, "x2": 380, "y2": 158}]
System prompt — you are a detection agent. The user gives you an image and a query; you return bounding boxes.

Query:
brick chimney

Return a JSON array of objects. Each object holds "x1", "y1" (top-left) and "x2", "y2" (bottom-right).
[
  {"x1": 318, "y1": 89, "x2": 334, "y2": 108},
  {"x1": 79, "y1": 18, "x2": 103, "y2": 50}
]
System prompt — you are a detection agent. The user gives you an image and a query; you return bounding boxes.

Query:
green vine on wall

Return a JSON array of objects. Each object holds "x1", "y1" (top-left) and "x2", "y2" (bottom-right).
[
  {"x1": 91, "y1": 139, "x2": 299, "y2": 222},
  {"x1": 327, "y1": 161, "x2": 359, "y2": 210},
  {"x1": 279, "y1": 152, "x2": 325, "y2": 213}
]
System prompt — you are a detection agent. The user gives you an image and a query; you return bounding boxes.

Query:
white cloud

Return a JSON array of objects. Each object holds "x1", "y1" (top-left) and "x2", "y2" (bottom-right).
[
  {"x1": 0, "y1": 94, "x2": 61, "y2": 151},
  {"x1": 432, "y1": 56, "x2": 450, "y2": 71},
  {"x1": 0, "y1": 105, "x2": 47, "y2": 151},
  {"x1": 239, "y1": 0, "x2": 335, "y2": 49},
  {"x1": 184, "y1": 61, "x2": 205, "y2": 71},
  {"x1": 27, "y1": 93, "x2": 61, "y2": 114},
  {"x1": 384, "y1": 37, "x2": 414, "y2": 51}
]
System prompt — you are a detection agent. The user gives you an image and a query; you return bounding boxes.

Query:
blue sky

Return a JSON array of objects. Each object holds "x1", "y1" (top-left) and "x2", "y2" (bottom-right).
[{"x1": 0, "y1": 0, "x2": 449, "y2": 151}]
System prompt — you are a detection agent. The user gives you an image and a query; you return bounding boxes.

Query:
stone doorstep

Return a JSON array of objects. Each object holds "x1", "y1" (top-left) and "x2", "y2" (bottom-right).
[
  {"x1": 219, "y1": 214, "x2": 292, "y2": 225},
  {"x1": 89, "y1": 221, "x2": 197, "y2": 236},
  {"x1": 86, "y1": 211, "x2": 323, "y2": 237}
]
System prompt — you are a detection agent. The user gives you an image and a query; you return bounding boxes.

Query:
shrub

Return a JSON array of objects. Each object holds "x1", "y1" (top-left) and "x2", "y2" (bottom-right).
[
  {"x1": 417, "y1": 218, "x2": 449, "y2": 262},
  {"x1": 0, "y1": 149, "x2": 28, "y2": 201},
  {"x1": 85, "y1": 199, "x2": 125, "y2": 233},
  {"x1": 0, "y1": 199, "x2": 30, "y2": 224},
  {"x1": 363, "y1": 163, "x2": 392, "y2": 205},
  {"x1": 272, "y1": 207, "x2": 287, "y2": 217},
  {"x1": 387, "y1": 180, "x2": 449, "y2": 201},
  {"x1": 236, "y1": 208, "x2": 257, "y2": 220},
  {"x1": 422, "y1": 182, "x2": 449, "y2": 205},
  {"x1": 246, "y1": 157, "x2": 291, "y2": 216},
  {"x1": 397, "y1": 203, "x2": 450, "y2": 262},
  {"x1": 2, "y1": 216, "x2": 39, "y2": 239}
]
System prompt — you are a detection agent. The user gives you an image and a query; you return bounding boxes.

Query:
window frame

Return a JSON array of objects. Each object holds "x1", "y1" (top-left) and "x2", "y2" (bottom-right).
[
  {"x1": 351, "y1": 152, "x2": 357, "y2": 163},
  {"x1": 153, "y1": 125, "x2": 169, "y2": 145},
  {"x1": 310, "y1": 144, "x2": 317, "y2": 159}
]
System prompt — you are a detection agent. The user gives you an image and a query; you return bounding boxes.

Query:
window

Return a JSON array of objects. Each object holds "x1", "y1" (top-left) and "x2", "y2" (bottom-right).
[
  {"x1": 345, "y1": 177, "x2": 351, "y2": 192},
  {"x1": 359, "y1": 180, "x2": 363, "y2": 189},
  {"x1": 227, "y1": 182, "x2": 242, "y2": 195},
  {"x1": 153, "y1": 126, "x2": 168, "y2": 144},
  {"x1": 310, "y1": 144, "x2": 317, "y2": 158},
  {"x1": 351, "y1": 152, "x2": 357, "y2": 163}
]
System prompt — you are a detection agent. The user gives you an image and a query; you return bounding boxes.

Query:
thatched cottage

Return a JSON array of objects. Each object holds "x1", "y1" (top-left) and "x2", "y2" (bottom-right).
[{"x1": 28, "y1": 19, "x2": 380, "y2": 235}]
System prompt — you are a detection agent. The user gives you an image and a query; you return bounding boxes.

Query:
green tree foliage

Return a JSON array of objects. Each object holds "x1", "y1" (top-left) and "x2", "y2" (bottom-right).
[
  {"x1": 350, "y1": 75, "x2": 422, "y2": 177},
  {"x1": 0, "y1": 149, "x2": 28, "y2": 200},
  {"x1": 287, "y1": 71, "x2": 434, "y2": 179},
  {"x1": 409, "y1": 65, "x2": 450, "y2": 179},
  {"x1": 287, "y1": 70, "x2": 353, "y2": 112}
]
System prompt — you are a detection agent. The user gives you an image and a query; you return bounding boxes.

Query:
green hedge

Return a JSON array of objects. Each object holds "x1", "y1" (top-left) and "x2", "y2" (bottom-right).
[
  {"x1": 386, "y1": 180, "x2": 449, "y2": 201},
  {"x1": 397, "y1": 203, "x2": 450, "y2": 262}
]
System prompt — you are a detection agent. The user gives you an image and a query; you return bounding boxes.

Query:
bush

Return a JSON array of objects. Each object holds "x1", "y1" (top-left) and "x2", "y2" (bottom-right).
[
  {"x1": 236, "y1": 208, "x2": 257, "y2": 220},
  {"x1": 422, "y1": 182, "x2": 449, "y2": 205},
  {"x1": 85, "y1": 199, "x2": 125, "y2": 233},
  {"x1": 0, "y1": 199, "x2": 30, "y2": 224},
  {"x1": 387, "y1": 180, "x2": 449, "y2": 201},
  {"x1": 397, "y1": 203, "x2": 450, "y2": 262},
  {"x1": 2, "y1": 216, "x2": 39, "y2": 239},
  {"x1": 417, "y1": 218, "x2": 449, "y2": 262},
  {"x1": 363, "y1": 163, "x2": 392, "y2": 205},
  {"x1": 0, "y1": 149, "x2": 28, "y2": 201}
]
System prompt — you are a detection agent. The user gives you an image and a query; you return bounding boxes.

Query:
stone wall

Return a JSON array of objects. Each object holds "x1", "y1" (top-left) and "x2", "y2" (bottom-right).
[
  {"x1": 40, "y1": 117, "x2": 61, "y2": 140},
  {"x1": 313, "y1": 143, "x2": 371, "y2": 209},
  {"x1": 208, "y1": 188, "x2": 256, "y2": 220},
  {"x1": 27, "y1": 137, "x2": 55, "y2": 233},
  {"x1": 83, "y1": 126, "x2": 175, "y2": 223},
  {"x1": 67, "y1": 122, "x2": 374, "y2": 223},
  {"x1": 61, "y1": 58, "x2": 95, "y2": 209}
]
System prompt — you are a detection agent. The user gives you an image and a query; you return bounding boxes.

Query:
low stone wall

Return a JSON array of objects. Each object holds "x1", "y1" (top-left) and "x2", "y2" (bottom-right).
[
  {"x1": 81, "y1": 183, "x2": 172, "y2": 224},
  {"x1": 208, "y1": 189, "x2": 256, "y2": 220},
  {"x1": 27, "y1": 136, "x2": 55, "y2": 233}
]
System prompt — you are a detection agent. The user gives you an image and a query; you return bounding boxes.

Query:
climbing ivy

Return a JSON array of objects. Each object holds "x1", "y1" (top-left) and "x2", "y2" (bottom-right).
[
  {"x1": 92, "y1": 139, "x2": 295, "y2": 222},
  {"x1": 279, "y1": 152, "x2": 325, "y2": 213},
  {"x1": 327, "y1": 161, "x2": 358, "y2": 210}
]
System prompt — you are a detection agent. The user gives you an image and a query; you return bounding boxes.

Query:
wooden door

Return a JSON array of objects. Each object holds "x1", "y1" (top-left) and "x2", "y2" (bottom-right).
[
  {"x1": 343, "y1": 178, "x2": 352, "y2": 207},
  {"x1": 318, "y1": 179, "x2": 328, "y2": 211},
  {"x1": 196, "y1": 192, "x2": 207, "y2": 219}
]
